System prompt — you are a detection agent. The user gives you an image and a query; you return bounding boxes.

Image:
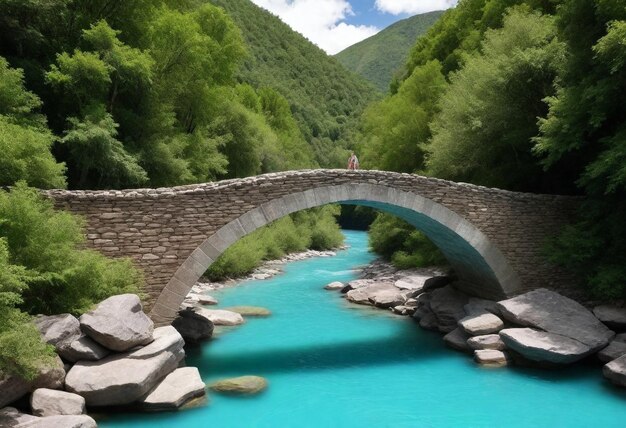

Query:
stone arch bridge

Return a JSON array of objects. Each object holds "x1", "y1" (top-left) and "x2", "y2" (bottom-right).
[{"x1": 45, "y1": 170, "x2": 579, "y2": 325}]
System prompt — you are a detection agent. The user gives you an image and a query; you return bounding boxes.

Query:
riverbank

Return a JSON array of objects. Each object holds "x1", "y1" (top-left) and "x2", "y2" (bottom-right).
[{"x1": 101, "y1": 230, "x2": 626, "y2": 428}]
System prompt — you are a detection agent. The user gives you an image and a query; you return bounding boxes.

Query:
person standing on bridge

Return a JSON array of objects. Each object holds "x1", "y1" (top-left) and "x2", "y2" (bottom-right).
[{"x1": 347, "y1": 151, "x2": 359, "y2": 170}]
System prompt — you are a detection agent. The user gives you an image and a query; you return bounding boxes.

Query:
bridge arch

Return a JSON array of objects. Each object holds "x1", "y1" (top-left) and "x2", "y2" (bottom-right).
[{"x1": 149, "y1": 183, "x2": 520, "y2": 324}]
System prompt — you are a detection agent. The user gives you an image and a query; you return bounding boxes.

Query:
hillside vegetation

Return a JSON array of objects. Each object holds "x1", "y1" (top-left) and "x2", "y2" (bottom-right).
[
  {"x1": 359, "y1": 0, "x2": 626, "y2": 299},
  {"x1": 0, "y1": 0, "x2": 347, "y2": 377},
  {"x1": 209, "y1": 0, "x2": 380, "y2": 166},
  {"x1": 335, "y1": 10, "x2": 444, "y2": 92}
]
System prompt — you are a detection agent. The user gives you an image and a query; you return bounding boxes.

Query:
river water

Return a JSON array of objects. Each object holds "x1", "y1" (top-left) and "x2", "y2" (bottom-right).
[{"x1": 100, "y1": 230, "x2": 625, "y2": 427}]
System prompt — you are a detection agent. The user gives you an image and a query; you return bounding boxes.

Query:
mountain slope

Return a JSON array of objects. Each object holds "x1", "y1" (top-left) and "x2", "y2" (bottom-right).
[
  {"x1": 335, "y1": 11, "x2": 444, "y2": 92},
  {"x1": 208, "y1": 0, "x2": 380, "y2": 166}
]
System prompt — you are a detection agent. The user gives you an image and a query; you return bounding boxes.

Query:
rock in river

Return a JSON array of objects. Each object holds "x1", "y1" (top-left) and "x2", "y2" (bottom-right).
[
  {"x1": 458, "y1": 312, "x2": 504, "y2": 336},
  {"x1": 497, "y1": 289, "x2": 614, "y2": 351},
  {"x1": 443, "y1": 328, "x2": 471, "y2": 353},
  {"x1": 593, "y1": 305, "x2": 626, "y2": 331},
  {"x1": 499, "y1": 328, "x2": 593, "y2": 364},
  {"x1": 467, "y1": 334, "x2": 506, "y2": 351},
  {"x1": 194, "y1": 308, "x2": 244, "y2": 326},
  {"x1": 139, "y1": 367, "x2": 206, "y2": 410},
  {"x1": 172, "y1": 308, "x2": 214, "y2": 343},
  {"x1": 225, "y1": 306, "x2": 272, "y2": 317},
  {"x1": 324, "y1": 281, "x2": 344, "y2": 290},
  {"x1": 210, "y1": 376, "x2": 268, "y2": 395},
  {"x1": 603, "y1": 354, "x2": 626, "y2": 387},
  {"x1": 80, "y1": 294, "x2": 154, "y2": 352},
  {"x1": 598, "y1": 334, "x2": 626, "y2": 363},
  {"x1": 65, "y1": 326, "x2": 184, "y2": 406}
]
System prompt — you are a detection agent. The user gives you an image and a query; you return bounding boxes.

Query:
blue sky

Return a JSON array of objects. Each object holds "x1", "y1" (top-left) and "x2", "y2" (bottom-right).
[{"x1": 250, "y1": 1, "x2": 458, "y2": 54}]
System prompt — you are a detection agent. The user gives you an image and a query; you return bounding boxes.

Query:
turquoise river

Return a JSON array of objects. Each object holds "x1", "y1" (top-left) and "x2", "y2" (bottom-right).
[{"x1": 100, "y1": 230, "x2": 625, "y2": 427}]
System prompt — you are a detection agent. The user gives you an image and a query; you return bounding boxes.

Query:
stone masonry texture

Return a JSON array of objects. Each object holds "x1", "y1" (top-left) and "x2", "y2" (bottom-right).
[{"x1": 44, "y1": 170, "x2": 580, "y2": 324}]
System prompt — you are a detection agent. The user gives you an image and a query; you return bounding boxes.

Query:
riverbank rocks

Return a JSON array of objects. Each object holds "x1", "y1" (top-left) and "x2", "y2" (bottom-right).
[
  {"x1": 80, "y1": 294, "x2": 154, "y2": 352},
  {"x1": 324, "y1": 281, "x2": 344, "y2": 290},
  {"x1": 603, "y1": 354, "x2": 626, "y2": 387},
  {"x1": 598, "y1": 334, "x2": 626, "y2": 363},
  {"x1": 474, "y1": 350, "x2": 509, "y2": 367},
  {"x1": 346, "y1": 283, "x2": 396, "y2": 305},
  {"x1": 59, "y1": 336, "x2": 110, "y2": 363},
  {"x1": 194, "y1": 308, "x2": 244, "y2": 326},
  {"x1": 0, "y1": 356, "x2": 66, "y2": 409},
  {"x1": 0, "y1": 407, "x2": 39, "y2": 426},
  {"x1": 429, "y1": 285, "x2": 469, "y2": 333},
  {"x1": 210, "y1": 376, "x2": 268, "y2": 395},
  {"x1": 593, "y1": 305, "x2": 626, "y2": 331},
  {"x1": 459, "y1": 312, "x2": 504, "y2": 336},
  {"x1": 65, "y1": 326, "x2": 184, "y2": 406},
  {"x1": 468, "y1": 334, "x2": 506, "y2": 351},
  {"x1": 497, "y1": 289, "x2": 614, "y2": 352},
  {"x1": 172, "y1": 308, "x2": 214, "y2": 343},
  {"x1": 22, "y1": 415, "x2": 97, "y2": 427},
  {"x1": 394, "y1": 273, "x2": 450, "y2": 293},
  {"x1": 139, "y1": 367, "x2": 206, "y2": 410},
  {"x1": 30, "y1": 389, "x2": 86, "y2": 417},
  {"x1": 341, "y1": 279, "x2": 374, "y2": 293},
  {"x1": 225, "y1": 306, "x2": 272, "y2": 317},
  {"x1": 499, "y1": 328, "x2": 593, "y2": 364},
  {"x1": 35, "y1": 314, "x2": 82, "y2": 347},
  {"x1": 443, "y1": 328, "x2": 471, "y2": 353}
]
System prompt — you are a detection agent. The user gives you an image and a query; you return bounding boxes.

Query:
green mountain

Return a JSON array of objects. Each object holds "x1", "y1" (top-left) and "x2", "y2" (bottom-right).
[
  {"x1": 335, "y1": 11, "x2": 444, "y2": 92},
  {"x1": 209, "y1": 0, "x2": 380, "y2": 166}
]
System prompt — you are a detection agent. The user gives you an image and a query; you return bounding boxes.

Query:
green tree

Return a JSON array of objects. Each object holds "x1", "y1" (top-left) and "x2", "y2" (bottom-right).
[
  {"x1": 359, "y1": 60, "x2": 446, "y2": 172},
  {"x1": 427, "y1": 9, "x2": 566, "y2": 191},
  {"x1": 0, "y1": 57, "x2": 66, "y2": 188},
  {"x1": 0, "y1": 183, "x2": 142, "y2": 315}
]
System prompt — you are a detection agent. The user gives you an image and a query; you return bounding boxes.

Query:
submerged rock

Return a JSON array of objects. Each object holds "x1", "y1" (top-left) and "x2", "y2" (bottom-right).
[
  {"x1": 80, "y1": 294, "x2": 154, "y2": 352},
  {"x1": 224, "y1": 306, "x2": 272, "y2": 317},
  {"x1": 499, "y1": 328, "x2": 593, "y2": 364},
  {"x1": 210, "y1": 376, "x2": 268, "y2": 395},
  {"x1": 497, "y1": 289, "x2": 614, "y2": 352},
  {"x1": 30, "y1": 388, "x2": 85, "y2": 417},
  {"x1": 139, "y1": 367, "x2": 206, "y2": 410}
]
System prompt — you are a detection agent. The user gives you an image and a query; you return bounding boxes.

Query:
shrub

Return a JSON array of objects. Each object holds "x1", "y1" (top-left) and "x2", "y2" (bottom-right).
[
  {"x1": 206, "y1": 205, "x2": 343, "y2": 280},
  {"x1": 369, "y1": 213, "x2": 446, "y2": 269}
]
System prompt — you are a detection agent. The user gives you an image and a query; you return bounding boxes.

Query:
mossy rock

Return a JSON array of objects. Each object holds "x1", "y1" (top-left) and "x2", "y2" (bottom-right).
[
  {"x1": 224, "y1": 306, "x2": 271, "y2": 317},
  {"x1": 210, "y1": 376, "x2": 268, "y2": 395}
]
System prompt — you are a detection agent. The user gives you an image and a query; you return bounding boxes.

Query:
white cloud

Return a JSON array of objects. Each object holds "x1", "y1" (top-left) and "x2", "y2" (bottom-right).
[
  {"x1": 250, "y1": 0, "x2": 379, "y2": 54},
  {"x1": 375, "y1": 0, "x2": 458, "y2": 15}
]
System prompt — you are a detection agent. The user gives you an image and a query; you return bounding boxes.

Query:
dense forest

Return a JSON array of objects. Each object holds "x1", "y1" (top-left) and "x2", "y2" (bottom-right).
[
  {"x1": 208, "y1": 0, "x2": 379, "y2": 167},
  {"x1": 359, "y1": 0, "x2": 626, "y2": 299},
  {"x1": 336, "y1": 10, "x2": 444, "y2": 92}
]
